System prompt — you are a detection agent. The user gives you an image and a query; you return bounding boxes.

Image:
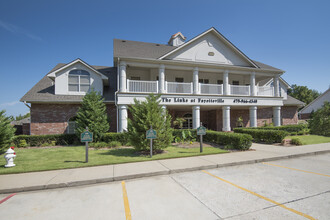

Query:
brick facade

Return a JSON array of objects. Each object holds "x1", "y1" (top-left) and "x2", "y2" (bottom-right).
[
  {"x1": 30, "y1": 103, "x2": 117, "y2": 135},
  {"x1": 169, "y1": 106, "x2": 299, "y2": 131}
]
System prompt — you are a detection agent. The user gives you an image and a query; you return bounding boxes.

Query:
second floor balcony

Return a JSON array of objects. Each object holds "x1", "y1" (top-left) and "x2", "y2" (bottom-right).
[{"x1": 126, "y1": 79, "x2": 275, "y2": 97}]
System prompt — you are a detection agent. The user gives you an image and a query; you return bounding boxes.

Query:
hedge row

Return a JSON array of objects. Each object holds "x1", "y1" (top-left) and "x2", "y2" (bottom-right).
[
  {"x1": 242, "y1": 124, "x2": 308, "y2": 135},
  {"x1": 101, "y1": 132, "x2": 129, "y2": 145},
  {"x1": 13, "y1": 134, "x2": 79, "y2": 147},
  {"x1": 203, "y1": 131, "x2": 252, "y2": 150},
  {"x1": 234, "y1": 128, "x2": 288, "y2": 143}
]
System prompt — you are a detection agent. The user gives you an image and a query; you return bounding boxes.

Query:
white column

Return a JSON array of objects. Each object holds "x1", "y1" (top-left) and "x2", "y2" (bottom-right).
[
  {"x1": 274, "y1": 75, "x2": 280, "y2": 97},
  {"x1": 273, "y1": 106, "x2": 281, "y2": 126},
  {"x1": 192, "y1": 106, "x2": 200, "y2": 129},
  {"x1": 222, "y1": 106, "x2": 231, "y2": 131},
  {"x1": 250, "y1": 72, "x2": 256, "y2": 96},
  {"x1": 161, "y1": 105, "x2": 166, "y2": 116},
  {"x1": 193, "y1": 67, "x2": 199, "y2": 94},
  {"x1": 249, "y1": 106, "x2": 257, "y2": 127},
  {"x1": 118, "y1": 105, "x2": 128, "y2": 132},
  {"x1": 119, "y1": 61, "x2": 127, "y2": 92},
  {"x1": 223, "y1": 70, "x2": 229, "y2": 95},
  {"x1": 158, "y1": 64, "x2": 165, "y2": 93}
]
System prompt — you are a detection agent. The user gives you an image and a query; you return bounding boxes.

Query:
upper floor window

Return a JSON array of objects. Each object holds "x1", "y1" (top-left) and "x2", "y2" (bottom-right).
[
  {"x1": 68, "y1": 69, "x2": 90, "y2": 92},
  {"x1": 199, "y1": 79, "x2": 209, "y2": 84},
  {"x1": 232, "y1": 80, "x2": 239, "y2": 85}
]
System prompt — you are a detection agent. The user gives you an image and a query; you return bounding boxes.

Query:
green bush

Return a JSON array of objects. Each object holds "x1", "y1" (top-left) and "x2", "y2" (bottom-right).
[
  {"x1": 309, "y1": 101, "x2": 330, "y2": 136},
  {"x1": 291, "y1": 137, "x2": 303, "y2": 146},
  {"x1": 18, "y1": 140, "x2": 27, "y2": 148},
  {"x1": 89, "y1": 142, "x2": 109, "y2": 148},
  {"x1": 234, "y1": 128, "x2": 288, "y2": 143},
  {"x1": 102, "y1": 132, "x2": 128, "y2": 145},
  {"x1": 203, "y1": 131, "x2": 252, "y2": 150},
  {"x1": 108, "y1": 141, "x2": 121, "y2": 147},
  {"x1": 236, "y1": 124, "x2": 308, "y2": 136},
  {"x1": 172, "y1": 129, "x2": 197, "y2": 143},
  {"x1": 13, "y1": 134, "x2": 78, "y2": 147}
]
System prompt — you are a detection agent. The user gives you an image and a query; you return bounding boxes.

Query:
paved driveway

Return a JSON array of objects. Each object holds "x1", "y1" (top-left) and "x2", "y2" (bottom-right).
[{"x1": 1, "y1": 153, "x2": 329, "y2": 219}]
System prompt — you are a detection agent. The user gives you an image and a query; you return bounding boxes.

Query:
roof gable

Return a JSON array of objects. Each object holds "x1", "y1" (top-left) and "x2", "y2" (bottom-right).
[
  {"x1": 159, "y1": 27, "x2": 258, "y2": 67},
  {"x1": 299, "y1": 88, "x2": 330, "y2": 114},
  {"x1": 47, "y1": 58, "x2": 108, "y2": 81}
]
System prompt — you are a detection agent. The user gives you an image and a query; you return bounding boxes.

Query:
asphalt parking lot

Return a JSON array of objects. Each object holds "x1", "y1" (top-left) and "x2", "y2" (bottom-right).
[{"x1": 0, "y1": 153, "x2": 329, "y2": 220}]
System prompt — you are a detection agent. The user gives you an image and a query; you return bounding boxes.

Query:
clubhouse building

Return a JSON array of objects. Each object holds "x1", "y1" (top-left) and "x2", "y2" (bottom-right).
[{"x1": 21, "y1": 27, "x2": 304, "y2": 135}]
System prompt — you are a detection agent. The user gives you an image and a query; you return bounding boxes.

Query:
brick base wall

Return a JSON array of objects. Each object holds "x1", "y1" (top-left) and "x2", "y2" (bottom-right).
[{"x1": 30, "y1": 103, "x2": 117, "y2": 135}]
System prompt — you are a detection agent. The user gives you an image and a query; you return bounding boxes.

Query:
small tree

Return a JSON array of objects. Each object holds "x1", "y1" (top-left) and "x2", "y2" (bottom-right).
[
  {"x1": 308, "y1": 101, "x2": 330, "y2": 136},
  {"x1": 0, "y1": 110, "x2": 16, "y2": 152},
  {"x1": 127, "y1": 94, "x2": 173, "y2": 152},
  {"x1": 75, "y1": 89, "x2": 109, "y2": 142}
]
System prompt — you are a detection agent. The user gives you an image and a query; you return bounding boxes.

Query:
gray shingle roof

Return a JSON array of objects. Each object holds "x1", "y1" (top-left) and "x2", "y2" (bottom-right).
[
  {"x1": 283, "y1": 95, "x2": 305, "y2": 106},
  {"x1": 114, "y1": 39, "x2": 282, "y2": 72},
  {"x1": 114, "y1": 39, "x2": 176, "y2": 59},
  {"x1": 21, "y1": 64, "x2": 117, "y2": 103}
]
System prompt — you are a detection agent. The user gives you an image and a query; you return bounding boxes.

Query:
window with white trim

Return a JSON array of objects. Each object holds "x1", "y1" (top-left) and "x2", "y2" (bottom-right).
[
  {"x1": 68, "y1": 69, "x2": 90, "y2": 92},
  {"x1": 67, "y1": 116, "x2": 77, "y2": 134}
]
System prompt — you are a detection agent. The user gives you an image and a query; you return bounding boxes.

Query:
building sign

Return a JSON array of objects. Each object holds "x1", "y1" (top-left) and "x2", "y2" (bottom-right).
[
  {"x1": 233, "y1": 99, "x2": 257, "y2": 104},
  {"x1": 161, "y1": 97, "x2": 224, "y2": 104}
]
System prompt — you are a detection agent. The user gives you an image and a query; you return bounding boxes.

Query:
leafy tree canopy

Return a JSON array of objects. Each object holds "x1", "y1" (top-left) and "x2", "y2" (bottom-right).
[
  {"x1": 127, "y1": 94, "x2": 173, "y2": 152},
  {"x1": 288, "y1": 84, "x2": 320, "y2": 106},
  {"x1": 0, "y1": 110, "x2": 16, "y2": 152},
  {"x1": 75, "y1": 89, "x2": 109, "y2": 142}
]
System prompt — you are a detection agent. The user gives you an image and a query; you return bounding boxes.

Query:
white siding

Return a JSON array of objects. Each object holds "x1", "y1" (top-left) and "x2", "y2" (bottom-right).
[
  {"x1": 54, "y1": 63, "x2": 103, "y2": 95},
  {"x1": 300, "y1": 89, "x2": 330, "y2": 114}
]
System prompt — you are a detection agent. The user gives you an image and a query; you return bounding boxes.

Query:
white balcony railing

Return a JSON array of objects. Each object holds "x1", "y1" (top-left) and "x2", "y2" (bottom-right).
[
  {"x1": 230, "y1": 85, "x2": 250, "y2": 96},
  {"x1": 257, "y1": 86, "x2": 274, "y2": 97},
  {"x1": 127, "y1": 79, "x2": 158, "y2": 93},
  {"x1": 166, "y1": 82, "x2": 193, "y2": 94},
  {"x1": 200, "y1": 83, "x2": 223, "y2": 95}
]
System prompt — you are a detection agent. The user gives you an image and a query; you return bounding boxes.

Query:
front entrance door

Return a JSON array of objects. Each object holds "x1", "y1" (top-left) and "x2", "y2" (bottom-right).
[{"x1": 183, "y1": 113, "x2": 193, "y2": 129}]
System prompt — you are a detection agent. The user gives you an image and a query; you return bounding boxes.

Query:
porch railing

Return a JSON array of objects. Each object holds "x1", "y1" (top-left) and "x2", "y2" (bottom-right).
[
  {"x1": 166, "y1": 82, "x2": 193, "y2": 94},
  {"x1": 230, "y1": 85, "x2": 250, "y2": 96},
  {"x1": 127, "y1": 79, "x2": 158, "y2": 93},
  {"x1": 257, "y1": 86, "x2": 274, "y2": 97},
  {"x1": 200, "y1": 83, "x2": 223, "y2": 95}
]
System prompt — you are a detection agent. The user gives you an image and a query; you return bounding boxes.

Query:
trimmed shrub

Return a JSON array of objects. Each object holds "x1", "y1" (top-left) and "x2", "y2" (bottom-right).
[
  {"x1": 108, "y1": 141, "x2": 121, "y2": 148},
  {"x1": 234, "y1": 128, "x2": 288, "y2": 143},
  {"x1": 291, "y1": 137, "x2": 303, "y2": 146},
  {"x1": 18, "y1": 140, "x2": 27, "y2": 148},
  {"x1": 101, "y1": 132, "x2": 129, "y2": 145},
  {"x1": 13, "y1": 134, "x2": 78, "y2": 147},
  {"x1": 241, "y1": 124, "x2": 308, "y2": 135},
  {"x1": 89, "y1": 142, "x2": 109, "y2": 148},
  {"x1": 203, "y1": 131, "x2": 252, "y2": 151}
]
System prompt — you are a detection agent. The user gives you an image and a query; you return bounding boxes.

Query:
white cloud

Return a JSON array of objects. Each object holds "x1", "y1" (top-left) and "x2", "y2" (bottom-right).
[
  {"x1": 0, "y1": 20, "x2": 43, "y2": 41},
  {"x1": 0, "y1": 101, "x2": 20, "y2": 107}
]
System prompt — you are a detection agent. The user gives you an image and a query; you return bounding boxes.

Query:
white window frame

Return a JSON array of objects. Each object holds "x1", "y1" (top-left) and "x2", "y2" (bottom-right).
[{"x1": 68, "y1": 69, "x2": 90, "y2": 93}]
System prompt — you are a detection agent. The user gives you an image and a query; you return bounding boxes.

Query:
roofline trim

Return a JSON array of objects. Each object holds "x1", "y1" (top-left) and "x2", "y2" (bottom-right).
[
  {"x1": 299, "y1": 87, "x2": 330, "y2": 113},
  {"x1": 47, "y1": 58, "x2": 109, "y2": 80},
  {"x1": 158, "y1": 27, "x2": 259, "y2": 68}
]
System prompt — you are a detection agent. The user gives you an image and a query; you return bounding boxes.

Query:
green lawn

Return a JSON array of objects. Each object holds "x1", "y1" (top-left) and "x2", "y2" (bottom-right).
[
  {"x1": 286, "y1": 135, "x2": 330, "y2": 145},
  {"x1": 0, "y1": 146, "x2": 228, "y2": 175}
]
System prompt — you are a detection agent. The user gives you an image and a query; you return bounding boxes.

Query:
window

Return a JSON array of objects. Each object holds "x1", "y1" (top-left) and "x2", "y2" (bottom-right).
[
  {"x1": 199, "y1": 79, "x2": 209, "y2": 84},
  {"x1": 131, "y1": 76, "x2": 140, "y2": 80},
  {"x1": 67, "y1": 116, "x2": 77, "y2": 134},
  {"x1": 175, "y1": 77, "x2": 184, "y2": 82},
  {"x1": 217, "y1": 80, "x2": 223, "y2": 85},
  {"x1": 232, "y1": 81, "x2": 239, "y2": 85},
  {"x1": 182, "y1": 113, "x2": 193, "y2": 129},
  {"x1": 68, "y1": 69, "x2": 90, "y2": 92}
]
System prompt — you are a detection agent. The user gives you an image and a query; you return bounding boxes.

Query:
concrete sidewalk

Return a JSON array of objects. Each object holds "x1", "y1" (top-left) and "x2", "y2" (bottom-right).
[{"x1": 1, "y1": 143, "x2": 330, "y2": 194}]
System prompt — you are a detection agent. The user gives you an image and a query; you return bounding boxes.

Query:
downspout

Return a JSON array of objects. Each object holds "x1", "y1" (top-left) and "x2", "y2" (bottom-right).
[
  {"x1": 23, "y1": 101, "x2": 31, "y2": 135},
  {"x1": 115, "y1": 57, "x2": 120, "y2": 133}
]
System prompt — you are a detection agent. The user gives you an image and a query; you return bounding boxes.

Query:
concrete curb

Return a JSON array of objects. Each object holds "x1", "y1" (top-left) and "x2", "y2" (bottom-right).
[{"x1": 1, "y1": 149, "x2": 330, "y2": 194}]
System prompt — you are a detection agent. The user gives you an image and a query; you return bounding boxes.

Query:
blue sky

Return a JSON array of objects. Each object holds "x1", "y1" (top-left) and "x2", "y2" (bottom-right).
[{"x1": 1, "y1": 0, "x2": 329, "y2": 117}]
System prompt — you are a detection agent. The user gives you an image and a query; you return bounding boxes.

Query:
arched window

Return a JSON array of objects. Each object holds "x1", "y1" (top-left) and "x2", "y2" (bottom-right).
[
  {"x1": 68, "y1": 69, "x2": 90, "y2": 92},
  {"x1": 67, "y1": 116, "x2": 77, "y2": 134}
]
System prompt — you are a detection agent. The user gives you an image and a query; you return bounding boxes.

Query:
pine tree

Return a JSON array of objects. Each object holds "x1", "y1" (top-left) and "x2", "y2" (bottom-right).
[
  {"x1": 309, "y1": 101, "x2": 330, "y2": 136},
  {"x1": 127, "y1": 94, "x2": 173, "y2": 152},
  {"x1": 0, "y1": 110, "x2": 16, "y2": 152},
  {"x1": 75, "y1": 89, "x2": 109, "y2": 142}
]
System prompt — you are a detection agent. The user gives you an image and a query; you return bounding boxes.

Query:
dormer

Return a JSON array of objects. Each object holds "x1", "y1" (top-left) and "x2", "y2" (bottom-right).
[
  {"x1": 47, "y1": 58, "x2": 108, "y2": 95},
  {"x1": 168, "y1": 32, "x2": 186, "y2": 46}
]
